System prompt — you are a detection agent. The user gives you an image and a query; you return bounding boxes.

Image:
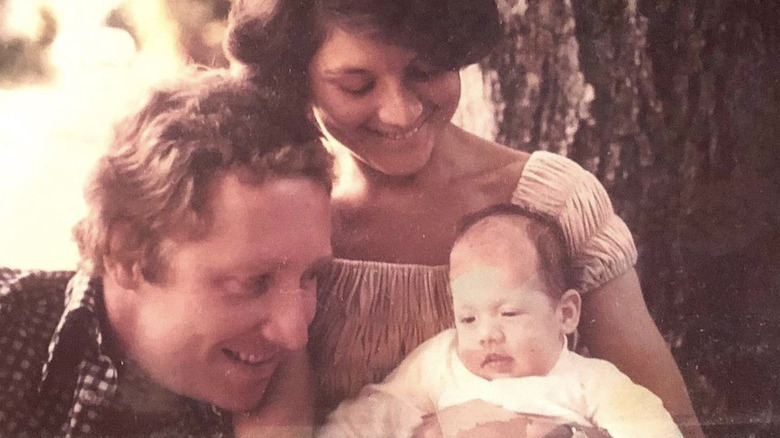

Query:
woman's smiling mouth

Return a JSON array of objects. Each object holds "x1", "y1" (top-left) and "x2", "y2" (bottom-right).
[
  {"x1": 366, "y1": 123, "x2": 423, "y2": 141},
  {"x1": 364, "y1": 111, "x2": 432, "y2": 141}
]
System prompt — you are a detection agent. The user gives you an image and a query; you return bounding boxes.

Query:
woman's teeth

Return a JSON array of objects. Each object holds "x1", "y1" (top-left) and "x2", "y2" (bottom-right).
[{"x1": 378, "y1": 124, "x2": 422, "y2": 140}]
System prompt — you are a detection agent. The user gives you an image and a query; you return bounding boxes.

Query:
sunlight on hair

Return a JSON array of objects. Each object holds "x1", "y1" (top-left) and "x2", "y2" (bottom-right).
[{"x1": 0, "y1": 0, "x2": 186, "y2": 270}]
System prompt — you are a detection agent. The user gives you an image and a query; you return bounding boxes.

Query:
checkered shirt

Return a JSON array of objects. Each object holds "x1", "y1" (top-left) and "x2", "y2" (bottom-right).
[{"x1": 0, "y1": 268, "x2": 232, "y2": 437}]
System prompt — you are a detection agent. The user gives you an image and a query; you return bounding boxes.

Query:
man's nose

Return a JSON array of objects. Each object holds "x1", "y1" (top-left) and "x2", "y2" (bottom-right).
[
  {"x1": 375, "y1": 82, "x2": 424, "y2": 129},
  {"x1": 261, "y1": 288, "x2": 315, "y2": 351}
]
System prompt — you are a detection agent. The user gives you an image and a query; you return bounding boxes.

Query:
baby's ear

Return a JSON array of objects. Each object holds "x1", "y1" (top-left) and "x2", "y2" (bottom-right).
[{"x1": 558, "y1": 289, "x2": 581, "y2": 335}]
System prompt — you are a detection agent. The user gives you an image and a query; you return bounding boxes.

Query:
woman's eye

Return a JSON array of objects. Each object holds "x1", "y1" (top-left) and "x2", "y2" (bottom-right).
[{"x1": 337, "y1": 79, "x2": 374, "y2": 96}]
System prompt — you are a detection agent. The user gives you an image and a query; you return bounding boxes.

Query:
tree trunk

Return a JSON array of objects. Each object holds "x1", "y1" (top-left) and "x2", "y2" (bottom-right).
[{"x1": 456, "y1": 0, "x2": 780, "y2": 435}]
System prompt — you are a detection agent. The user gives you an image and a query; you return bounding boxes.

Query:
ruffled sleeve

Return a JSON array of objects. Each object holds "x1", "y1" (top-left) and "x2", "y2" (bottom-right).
[{"x1": 512, "y1": 151, "x2": 638, "y2": 292}]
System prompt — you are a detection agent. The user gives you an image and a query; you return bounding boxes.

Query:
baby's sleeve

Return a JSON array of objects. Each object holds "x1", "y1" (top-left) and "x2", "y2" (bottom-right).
[
  {"x1": 317, "y1": 331, "x2": 453, "y2": 438},
  {"x1": 583, "y1": 359, "x2": 683, "y2": 438},
  {"x1": 512, "y1": 151, "x2": 638, "y2": 292}
]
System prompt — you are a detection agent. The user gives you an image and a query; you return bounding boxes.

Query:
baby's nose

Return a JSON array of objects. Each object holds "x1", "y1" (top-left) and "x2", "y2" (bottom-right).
[{"x1": 478, "y1": 322, "x2": 506, "y2": 345}]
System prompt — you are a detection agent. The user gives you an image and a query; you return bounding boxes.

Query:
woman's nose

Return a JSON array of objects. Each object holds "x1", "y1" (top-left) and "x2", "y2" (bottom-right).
[
  {"x1": 261, "y1": 288, "x2": 315, "y2": 351},
  {"x1": 375, "y1": 82, "x2": 424, "y2": 129}
]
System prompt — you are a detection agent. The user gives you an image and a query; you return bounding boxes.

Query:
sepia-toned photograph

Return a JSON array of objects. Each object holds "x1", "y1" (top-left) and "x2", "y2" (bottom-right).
[{"x1": 1, "y1": 0, "x2": 778, "y2": 437}]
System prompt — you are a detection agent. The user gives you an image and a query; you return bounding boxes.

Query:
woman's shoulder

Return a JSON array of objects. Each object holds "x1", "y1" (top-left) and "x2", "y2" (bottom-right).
[{"x1": 512, "y1": 149, "x2": 611, "y2": 213}]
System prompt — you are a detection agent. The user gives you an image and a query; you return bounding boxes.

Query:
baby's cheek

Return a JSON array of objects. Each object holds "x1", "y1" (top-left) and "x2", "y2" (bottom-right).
[{"x1": 457, "y1": 348, "x2": 484, "y2": 375}]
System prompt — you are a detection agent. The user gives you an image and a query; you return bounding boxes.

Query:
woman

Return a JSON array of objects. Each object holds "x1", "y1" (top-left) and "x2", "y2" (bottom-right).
[{"x1": 225, "y1": 1, "x2": 703, "y2": 437}]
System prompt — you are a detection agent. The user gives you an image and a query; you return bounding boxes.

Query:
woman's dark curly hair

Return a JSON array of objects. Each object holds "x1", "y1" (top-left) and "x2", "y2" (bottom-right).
[{"x1": 225, "y1": 0, "x2": 501, "y2": 107}]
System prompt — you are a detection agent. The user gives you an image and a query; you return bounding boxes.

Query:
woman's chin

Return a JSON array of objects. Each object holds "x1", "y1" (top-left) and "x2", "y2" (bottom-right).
[{"x1": 357, "y1": 146, "x2": 436, "y2": 179}]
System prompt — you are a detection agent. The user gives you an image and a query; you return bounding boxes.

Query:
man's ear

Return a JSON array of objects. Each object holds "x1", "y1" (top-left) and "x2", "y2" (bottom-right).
[
  {"x1": 558, "y1": 289, "x2": 581, "y2": 335},
  {"x1": 103, "y1": 222, "x2": 144, "y2": 290}
]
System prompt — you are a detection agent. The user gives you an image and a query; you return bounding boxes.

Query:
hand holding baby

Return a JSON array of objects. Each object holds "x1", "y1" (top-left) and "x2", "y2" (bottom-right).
[{"x1": 413, "y1": 399, "x2": 599, "y2": 438}]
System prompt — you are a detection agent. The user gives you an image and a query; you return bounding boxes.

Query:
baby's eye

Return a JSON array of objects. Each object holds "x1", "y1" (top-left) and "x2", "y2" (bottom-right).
[
  {"x1": 501, "y1": 310, "x2": 521, "y2": 317},
  {"x1": 459, "y1": 316, "x2": 476, "y2": 324}
]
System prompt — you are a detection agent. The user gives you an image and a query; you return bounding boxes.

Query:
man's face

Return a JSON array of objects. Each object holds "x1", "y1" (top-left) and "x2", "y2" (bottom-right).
[{"x1": 110, "y1": 173, "x2": 332, "y2": 412}]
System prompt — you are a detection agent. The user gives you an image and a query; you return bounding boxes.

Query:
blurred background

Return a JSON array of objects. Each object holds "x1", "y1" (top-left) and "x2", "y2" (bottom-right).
[
  {"x1": 1, "y1": 0, "x2": 778, "y2": 436},
  {"x1": 0, "y1": 0, "x2": 230, "y2": 269}
]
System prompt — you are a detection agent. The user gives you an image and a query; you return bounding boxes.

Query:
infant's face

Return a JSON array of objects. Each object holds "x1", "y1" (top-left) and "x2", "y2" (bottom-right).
[{"x1": 450, "y1": 229, "x2": 566, "y2": 380}]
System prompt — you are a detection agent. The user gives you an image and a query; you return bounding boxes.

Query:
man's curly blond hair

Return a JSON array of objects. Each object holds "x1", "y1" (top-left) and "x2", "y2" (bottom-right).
[{"x1": 73, "y1": 69, "x2": 331, "y2": 282}]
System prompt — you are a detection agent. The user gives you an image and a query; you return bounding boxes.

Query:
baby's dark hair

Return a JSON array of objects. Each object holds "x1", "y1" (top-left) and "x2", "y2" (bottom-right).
[{"x1": 453, "y1": 203, "x2": 573, "y2": 299}]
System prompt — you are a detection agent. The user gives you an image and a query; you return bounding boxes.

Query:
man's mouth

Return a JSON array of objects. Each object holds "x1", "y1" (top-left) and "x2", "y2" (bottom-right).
[{"x1": 222, "y1": 348, "x2": 277, "y2": 367}]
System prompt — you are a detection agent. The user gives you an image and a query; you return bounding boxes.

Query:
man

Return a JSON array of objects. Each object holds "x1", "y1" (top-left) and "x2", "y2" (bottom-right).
[{"x1": 0, "y1": 69, "x2": 333, "y2": 437}]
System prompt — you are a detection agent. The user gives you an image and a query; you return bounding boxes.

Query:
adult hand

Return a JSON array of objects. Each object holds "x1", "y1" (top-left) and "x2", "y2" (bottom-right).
[
  {"x1": 411, "y1": 414, "x2": 443, "y2": 438},
  {"x1": 432, "y1": 400, "x2": 556, "y2": 438},
  {"x1": 430, "y1": 400, "x2": 612, "y2": 438}
]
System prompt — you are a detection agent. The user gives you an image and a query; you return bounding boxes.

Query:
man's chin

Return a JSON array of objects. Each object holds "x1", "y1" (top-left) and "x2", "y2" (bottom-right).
[
  {"x1": 197, "y1": 379, "x2": 272, "y2": 413},
  {"x1": 211, "y1": 391, "x2": 270, "y2": 413}
]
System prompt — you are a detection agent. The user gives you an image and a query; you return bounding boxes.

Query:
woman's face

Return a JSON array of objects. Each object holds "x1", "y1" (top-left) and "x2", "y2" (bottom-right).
[{"x1": 308, "y1": 25, "x2": 461, "y2": 177}]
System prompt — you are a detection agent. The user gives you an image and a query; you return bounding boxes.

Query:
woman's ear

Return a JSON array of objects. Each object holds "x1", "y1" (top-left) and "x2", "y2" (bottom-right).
[
  {"x1": 558, "y1": 289, "x2": 581, "y2": 335},
  {"x1": 103, "y1": 221, "x2": 144, "y2": 290}
]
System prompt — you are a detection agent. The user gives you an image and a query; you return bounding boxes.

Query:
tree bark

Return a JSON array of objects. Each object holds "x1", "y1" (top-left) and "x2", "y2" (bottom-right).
[{"x1": 456, "y1": 0, "x2": 780, "y2": 435}]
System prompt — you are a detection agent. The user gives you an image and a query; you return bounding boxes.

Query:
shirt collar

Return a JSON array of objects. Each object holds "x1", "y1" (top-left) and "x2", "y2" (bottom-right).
[{"x1": 39, "y1": 271, "x2": 118, "y2": 405}]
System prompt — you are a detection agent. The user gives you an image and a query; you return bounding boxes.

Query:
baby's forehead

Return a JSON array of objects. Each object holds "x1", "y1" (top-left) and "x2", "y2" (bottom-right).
[
  {"x1": 450, "y1": 270, "x2": 553, "y2": 315},
  {"x1": 461, "y1": 213, "x2": 533, "y2": 239},
  {"x1": 453, "y1": 216, "x2": 536, "y2": 259}
]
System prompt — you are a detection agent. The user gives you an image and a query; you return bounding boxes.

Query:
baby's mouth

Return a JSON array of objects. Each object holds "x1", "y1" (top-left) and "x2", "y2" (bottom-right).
[
  {"x1": 481, "y1": 353, "x2": 513, "y2": 368},
  {"x1": 222, "y1": 348, "x2": 277, "y2": 367}
]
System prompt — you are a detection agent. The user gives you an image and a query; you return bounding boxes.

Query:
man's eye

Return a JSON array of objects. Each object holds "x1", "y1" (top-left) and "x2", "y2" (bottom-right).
[
  {"x1": 246, "y1": 275, "x2": 272, "y2": 295},
  {"x1": 220, "y1": 275, "x2": 270, "y2": 298}
]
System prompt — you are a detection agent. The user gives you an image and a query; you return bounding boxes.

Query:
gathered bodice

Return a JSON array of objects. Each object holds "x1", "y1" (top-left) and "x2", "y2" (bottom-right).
[
  {"x1": 308, "y1": 151, "x2": 638, "y2": 418},
  {"x1": 309, "y1": 259, "x2": 452, "y2": 416}
]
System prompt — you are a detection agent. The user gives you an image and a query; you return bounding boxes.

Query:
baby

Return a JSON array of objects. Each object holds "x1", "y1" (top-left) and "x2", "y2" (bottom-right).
[{"x1": 318, "y1": 204, "x2": 683, "y2": 438}]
